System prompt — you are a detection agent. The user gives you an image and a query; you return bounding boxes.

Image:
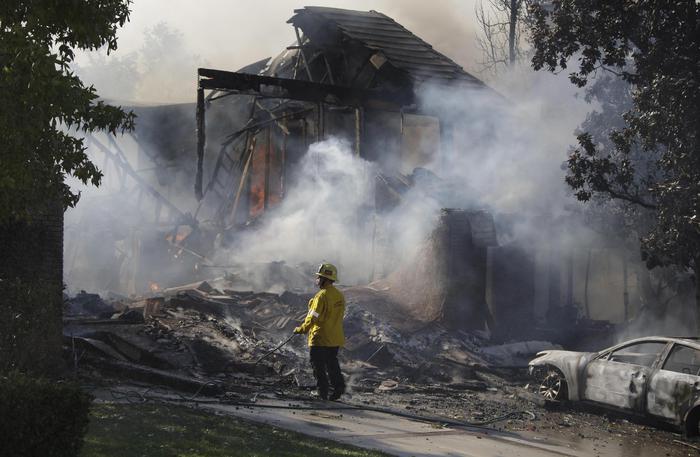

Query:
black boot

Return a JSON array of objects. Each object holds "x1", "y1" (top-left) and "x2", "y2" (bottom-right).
[{"x1": 329, "y1": 387, "x2": 344, "y2": 401}]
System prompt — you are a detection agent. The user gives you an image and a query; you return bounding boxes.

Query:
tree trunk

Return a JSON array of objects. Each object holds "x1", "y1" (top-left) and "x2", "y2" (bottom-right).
[{"x1": 508, "y1": 0, "x2": 518, "y2": 65}]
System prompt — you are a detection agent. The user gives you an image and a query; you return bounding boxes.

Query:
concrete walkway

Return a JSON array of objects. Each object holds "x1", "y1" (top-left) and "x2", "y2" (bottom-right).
[
  {"x1": 203, "y1": 399, "x2": 586, "y2": 457},
  {"x1": 94, "y1": 386, "x2": 679, "y2": 457}
]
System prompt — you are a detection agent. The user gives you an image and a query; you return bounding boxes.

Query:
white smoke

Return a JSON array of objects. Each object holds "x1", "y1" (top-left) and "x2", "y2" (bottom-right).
[
  {"x1": 216, "y1": 138, "x2": 377, "y2": 284},
  {"x1": 212, "y1": 68, "x2": 596, "y2": 288}
]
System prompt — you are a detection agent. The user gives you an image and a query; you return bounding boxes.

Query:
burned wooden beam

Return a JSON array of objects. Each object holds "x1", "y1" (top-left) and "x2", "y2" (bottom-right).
[
  {"x1": 89, "y1": 135, "x2": 191, "y2": 225},
  {"x1": 197, "y1": 68, "x2": 413, "y2": 107},
  {"x1": 195, "y1": 87, "x2": 205, "y2": 200},
  {"x1": 323, "y1": 54, "x2": 335, "y2": 85},
  {"x1": 229, "y1": 136, "x2": 256, "y2": 229},
  {"x1": 294, "y1": 26, "x2": 314, "y2": 81}
]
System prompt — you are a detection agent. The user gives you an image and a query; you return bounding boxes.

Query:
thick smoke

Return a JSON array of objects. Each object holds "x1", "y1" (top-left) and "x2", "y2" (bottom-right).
[
  {"x1": 214, "y1": 137, "x2": 451, "y2": 286},
  {"x1": 217, "y1": 138, "x2": 378, "y2": 284},
  {"x1": 417, "y1": 71, "x2": 596, "y2": 246},
  {"x1": 214, "y1": 67, "x2": 683, "y2": 338},
  {"x1": 65, "y1": 67, "x2": 596, "y2": 294},
  {"x1": 211, "y1": 68, "x2": 597, "y2": 289},
  {"x1": 63, "y1": 130, "x2": 201, "y2": 296},
  {"x1": 75, "y1": 22, "x2": 207, "y2": 103}
]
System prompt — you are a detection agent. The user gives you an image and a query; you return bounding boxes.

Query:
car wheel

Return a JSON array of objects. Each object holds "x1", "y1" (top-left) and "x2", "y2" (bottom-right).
[
  {"x1": 684, "y1": 406, "x2": 700, "y2": 438},
  {"x1": 538, "y1": 369, "x2": 568, "y2": 401}
]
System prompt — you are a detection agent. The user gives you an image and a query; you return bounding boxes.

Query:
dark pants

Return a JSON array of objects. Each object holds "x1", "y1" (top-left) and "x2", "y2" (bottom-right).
[{"x1": 309, "y1": 346, "x2": 345, "y2": 400}]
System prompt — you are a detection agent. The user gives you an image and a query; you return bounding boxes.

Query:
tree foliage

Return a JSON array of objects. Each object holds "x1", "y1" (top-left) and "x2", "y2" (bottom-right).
[
  {"x1": 574, "y1": 73, "x2": 655, "y2": 235},
  {"x1": 530, "y1": 0, "x2": 700, "y2": 274},
  {"x1": 0, "y1": 0, "x2": 134, "y2": 221},
  {"x1": 575, "y1": 73, "x2": 697, "y2": 320}
]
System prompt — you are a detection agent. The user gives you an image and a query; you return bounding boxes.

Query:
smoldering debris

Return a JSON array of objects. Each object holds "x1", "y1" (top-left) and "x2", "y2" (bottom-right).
[
  {"x1": 64, "y1": 275, "x2": 561, "y2": 394},
  {"x1": 65, "y1": 291, "x2": 116, "y2": 317},
  {"x1": 68, "y1": 278, "x2": 662, "y2": 444}
]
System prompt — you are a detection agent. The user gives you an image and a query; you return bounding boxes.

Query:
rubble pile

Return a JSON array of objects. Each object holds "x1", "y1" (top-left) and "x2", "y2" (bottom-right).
[{"x1": 64, "y1": 277, "x2": 553, "y2": 393}]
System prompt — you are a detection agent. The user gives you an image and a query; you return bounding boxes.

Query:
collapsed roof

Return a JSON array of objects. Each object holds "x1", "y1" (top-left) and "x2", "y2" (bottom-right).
[
  {"x1": 198, "y1": 6, "x2": 486, "y2": 112},
  {"x1": 287, "y1": 6, "x2": 483, "y2": 86},
  {"x1": 195, "y1": 6, "x2": 491, "y2": 215}
]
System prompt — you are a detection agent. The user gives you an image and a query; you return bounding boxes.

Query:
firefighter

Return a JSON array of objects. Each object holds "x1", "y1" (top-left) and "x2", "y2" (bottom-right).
[{"x1": 294, "y1": 263, "x2": 346, "y2": 400}]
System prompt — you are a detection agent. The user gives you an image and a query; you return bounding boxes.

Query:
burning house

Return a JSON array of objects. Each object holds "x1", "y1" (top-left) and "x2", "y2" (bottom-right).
[
  {"x1": 194, "y1": 6, "x2": 487, "y2": 228},
  {"x1": 191, "y1": 6, "x2": 502, "y2": 331},
  {"x1": 64, "y1": 6, "x2": 657, "y2": 345},
  {"x1": 190, "y1": 7, "x2": 627, "y2": 340}
]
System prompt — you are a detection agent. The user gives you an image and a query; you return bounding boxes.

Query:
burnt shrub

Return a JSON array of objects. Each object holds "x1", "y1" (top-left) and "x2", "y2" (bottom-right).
[{"x1": 0, "y1": 371, "x2": 92, "y2": 457}]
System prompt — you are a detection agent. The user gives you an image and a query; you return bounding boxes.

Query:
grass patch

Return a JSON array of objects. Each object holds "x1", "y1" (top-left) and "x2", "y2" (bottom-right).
[{"x1": 81, "y1": 402, "x2": 391, "y2": 457}]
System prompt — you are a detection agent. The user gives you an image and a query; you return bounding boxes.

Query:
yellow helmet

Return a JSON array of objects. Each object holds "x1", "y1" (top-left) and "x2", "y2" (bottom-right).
[{"x1": 315, "y1": 263, "x2": 338, "y2": 282}]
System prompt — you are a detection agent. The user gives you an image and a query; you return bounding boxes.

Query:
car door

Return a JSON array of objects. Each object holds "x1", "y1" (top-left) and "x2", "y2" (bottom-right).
[
  {"x1": 583, "y1": 341, "x2": 668, "y2": 411},
  {"x1": 647, "y1": 343, "x2": 700, "y2": 423}
]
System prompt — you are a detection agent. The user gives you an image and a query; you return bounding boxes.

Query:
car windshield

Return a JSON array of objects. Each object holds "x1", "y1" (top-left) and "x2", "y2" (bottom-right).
[{"x1": 607, "y1": 342, "x2": 667, "y2": 368}]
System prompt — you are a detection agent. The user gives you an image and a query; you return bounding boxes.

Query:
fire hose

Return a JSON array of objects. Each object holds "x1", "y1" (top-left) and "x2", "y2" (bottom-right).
[
  {"x1": 105, "y1": 384, "x2": 536, "y2": 429},
  {"x1": 254, "y1": 333, "x2": 297, "y2": 366},
  {"x1": 100, "y1": 334, "x2": 539, "y2": 429}
]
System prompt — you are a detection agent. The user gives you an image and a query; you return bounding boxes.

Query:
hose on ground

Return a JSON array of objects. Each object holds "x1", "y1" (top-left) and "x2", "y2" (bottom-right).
[
  {"x1": 254, "y1": 334, "x2": 296, "y2": 365},
  {"x1": 217, "y1": 399, "x2": 536, "y2": 428},
  {"x1": 108, "y1": 382, "x2": 219, "y2": 404},
  {"x1": 102, "y1": 385, "x2": 536, "y2": 429}
]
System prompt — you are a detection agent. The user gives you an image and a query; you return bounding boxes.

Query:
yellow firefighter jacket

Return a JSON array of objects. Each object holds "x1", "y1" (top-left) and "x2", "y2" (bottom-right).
[{"x1": 297, "y1": 285, "x2": 345, "y2": 347}]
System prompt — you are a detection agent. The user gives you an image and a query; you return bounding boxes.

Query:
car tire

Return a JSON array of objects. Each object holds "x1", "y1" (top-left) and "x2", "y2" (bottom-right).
[
  {"x1": 684, "y1": 406, "x2": 700, "y2": 438},
  {"x1": 538, "y1": 368, "x2": 568, "y2": 401}
]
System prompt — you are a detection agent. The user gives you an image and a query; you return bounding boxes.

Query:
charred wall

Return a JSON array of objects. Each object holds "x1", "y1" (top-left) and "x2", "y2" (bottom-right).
[
  {"x1": 487, "y1": 243, "x2": 535, "y2": 340},
  {"x1": 377, "y1": 208, "x2": 497, "y2": 331}
]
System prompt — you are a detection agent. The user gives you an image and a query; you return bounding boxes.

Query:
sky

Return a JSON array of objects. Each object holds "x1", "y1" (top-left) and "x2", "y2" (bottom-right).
[{"x1": 74, "y1": 0, "x2": 483, "y2": 104}]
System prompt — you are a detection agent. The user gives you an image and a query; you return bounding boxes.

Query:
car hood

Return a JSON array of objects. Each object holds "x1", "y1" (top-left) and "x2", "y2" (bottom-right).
[{"x1": 529, "y1": 350, "x2": 594, "y2": 366}]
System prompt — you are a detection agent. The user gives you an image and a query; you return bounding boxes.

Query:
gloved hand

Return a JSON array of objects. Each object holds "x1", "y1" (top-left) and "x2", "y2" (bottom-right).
[{"x1": 293, "y1": 326, "x2": 303, "y2": 334}]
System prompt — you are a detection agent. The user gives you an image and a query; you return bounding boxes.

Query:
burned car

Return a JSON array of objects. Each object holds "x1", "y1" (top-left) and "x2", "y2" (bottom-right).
[{"x1": 529, "y1": 336, "x2": 700, "y2": 436}]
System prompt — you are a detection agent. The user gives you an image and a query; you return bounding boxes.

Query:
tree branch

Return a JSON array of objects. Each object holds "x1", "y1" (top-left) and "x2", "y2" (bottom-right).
[{"x1": 605, "y1": 187, "x2": 657, "y2": 210}]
